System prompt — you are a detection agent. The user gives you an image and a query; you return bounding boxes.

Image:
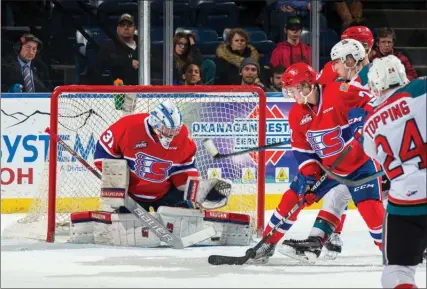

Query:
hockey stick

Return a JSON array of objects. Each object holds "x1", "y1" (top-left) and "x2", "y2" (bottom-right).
[
  {"x1": 203, "y1": 138, "x2": 287, "y2": 159},
  {"x1": 45, "y1": 127, "x2": 215, "y2": 249},
  {"x1": 208, "y1": 145, "x2": 353, "y2": 265},
  {"x1": 317, "y1": 162, "x2": 385, "y2": 187}
]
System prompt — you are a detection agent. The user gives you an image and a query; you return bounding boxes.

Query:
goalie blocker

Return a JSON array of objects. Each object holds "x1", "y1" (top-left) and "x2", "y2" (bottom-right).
[{"x1": 69, "y1": 159, "x2": 252, "y2": 247}]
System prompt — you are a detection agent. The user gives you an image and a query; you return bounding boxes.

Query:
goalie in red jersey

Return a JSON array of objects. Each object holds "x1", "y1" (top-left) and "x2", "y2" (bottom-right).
[
  {"x1": 70, "y1": 100, "x2": 252, "y2": 247},
  {"x1": 250, "y1": 62, "x2": 385, "y2": 264}
]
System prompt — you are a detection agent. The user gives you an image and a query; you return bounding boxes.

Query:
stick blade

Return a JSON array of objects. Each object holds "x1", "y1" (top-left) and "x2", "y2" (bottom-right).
[
  {"x1": 208, "y1": 254, "x2": 250, "y2": 265},
  {"x1": 203, "y1": 138, "x2": 219, "y2": 158}
]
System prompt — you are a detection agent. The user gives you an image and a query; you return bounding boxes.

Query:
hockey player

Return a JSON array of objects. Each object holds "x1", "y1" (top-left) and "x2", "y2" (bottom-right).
[
  {"x1": 251, "y1": 62, "x2": 385, "y2": 264},
  {"x1": 70, "y1": 100, "x2": 252, "y2": 247},
  {"x1": 363, "y1": 55, "x2": 426, "y2": 289}
]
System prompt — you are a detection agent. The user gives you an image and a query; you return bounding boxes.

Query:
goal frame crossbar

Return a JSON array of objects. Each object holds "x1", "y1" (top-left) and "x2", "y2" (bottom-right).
[{"x1": 48, "y1": 85, "x2": 267, "y2": 242}]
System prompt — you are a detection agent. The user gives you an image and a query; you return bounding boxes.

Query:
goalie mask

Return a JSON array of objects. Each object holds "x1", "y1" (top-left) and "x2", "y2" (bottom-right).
[
  {"x1": 148, "y1": 100, "x2": 183, "y2": 149},
  {"x1": 368, "y1": 55, "x2": 408, "y2": 103}
]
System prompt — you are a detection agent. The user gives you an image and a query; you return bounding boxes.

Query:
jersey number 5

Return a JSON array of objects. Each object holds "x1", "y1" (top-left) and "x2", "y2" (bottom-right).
[{"x1": 375, "y1": 119, "x2": 427, "y2": 180}]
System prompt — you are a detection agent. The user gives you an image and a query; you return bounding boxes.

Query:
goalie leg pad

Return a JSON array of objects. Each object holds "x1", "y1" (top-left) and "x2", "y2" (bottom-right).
[
  {"x1": 70, "y1": 211, "x2": 161, "y2": 247},
  {"x1": 101, "y1": 159, "x2": 129, "y2": 209}
]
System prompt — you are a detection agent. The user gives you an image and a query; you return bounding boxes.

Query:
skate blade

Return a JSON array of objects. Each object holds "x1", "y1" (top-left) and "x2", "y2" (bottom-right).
[
  {"x1": 277, "y1": 245, "x2": 317, "y2": 265},
  {"x1": 321, "y1": 249, "x2": 339, "y2": 260},
  {"x1": 246, "y1": 257, "x2": 270, "y2": 265}
]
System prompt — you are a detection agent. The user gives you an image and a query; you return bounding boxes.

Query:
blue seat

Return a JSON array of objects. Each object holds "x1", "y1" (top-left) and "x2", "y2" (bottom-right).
[
  {"x1": 97, "y1": 1, "x2": 138, "y2": 28},
  {"x1": 246, "y1": 30, "x2": 267, "y2": 42},
  {"x1": 252, "y1": 40, "x2": 276, "y2": 66},
  {"x1": 299, "y1": 28, "x2": 339, "y2": 57},
  {"x1": 196, "y1": 1, "x2": 239, "y2": 35},
  {"x1": 151, "y1": 26, "x2": 164, "y2": 42}
]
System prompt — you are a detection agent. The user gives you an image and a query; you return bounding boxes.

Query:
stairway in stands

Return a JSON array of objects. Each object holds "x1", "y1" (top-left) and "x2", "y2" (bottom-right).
[{"x1": 363, "y1": 1, "x2": 427, "y2": 76}]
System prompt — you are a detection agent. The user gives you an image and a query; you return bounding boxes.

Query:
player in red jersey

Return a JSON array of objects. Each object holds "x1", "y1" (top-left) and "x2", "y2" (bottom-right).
[
  {"x1": 251, "y1": 63, "x2": 385, "y2": 264},
  {"x1": 317, "y1": 26, "x2": 374, "y2": 86}
]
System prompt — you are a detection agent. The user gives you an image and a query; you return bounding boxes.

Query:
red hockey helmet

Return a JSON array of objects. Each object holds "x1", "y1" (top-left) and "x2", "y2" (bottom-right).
[
  {"x1": 282, "y1": 62, "x2": 317, "y2": 88},
  {"x1": 341, "y1": 26, "x2": 374, "y2": 49}
]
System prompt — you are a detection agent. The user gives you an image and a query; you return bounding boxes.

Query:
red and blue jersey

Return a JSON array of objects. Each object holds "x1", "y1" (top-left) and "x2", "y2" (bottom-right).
[
  {"x1": 94, "y1": 113, "x2": 198, "y2": 201},
  {"x1": 289, "y1": 82, "x2": 373, "y2": 177}
]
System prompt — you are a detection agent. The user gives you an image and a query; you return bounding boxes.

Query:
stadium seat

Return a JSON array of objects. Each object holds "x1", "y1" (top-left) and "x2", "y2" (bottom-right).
[
  {"x1": 195, "y1": 1, "x2": 239, "y2": 35},
  {"x1": 151, "y1": 2, "x2": 192, "y2": 28},
  {"x1": 300, "y1": 28, "x2": 339, "y2": 57},
  {"x1": 252, "y1": 40, "x2": 276, "y2": 66},
  {"x1": 244, "y1": 27, "x2": 268, "y2": 42}
]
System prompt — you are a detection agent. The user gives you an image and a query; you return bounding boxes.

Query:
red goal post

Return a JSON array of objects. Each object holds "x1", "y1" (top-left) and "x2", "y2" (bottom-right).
[{"x1": 41, "y1": 85, "x2": 268, "y2": 242}]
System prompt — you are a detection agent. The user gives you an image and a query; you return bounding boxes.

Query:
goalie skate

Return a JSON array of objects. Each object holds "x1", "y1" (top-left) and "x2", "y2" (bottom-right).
[{"x1": 278, "y1": 236, "x2": 323, "y2": 264}]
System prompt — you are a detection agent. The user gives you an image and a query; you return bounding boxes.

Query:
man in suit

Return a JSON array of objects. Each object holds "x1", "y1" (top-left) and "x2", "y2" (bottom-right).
[{"x1": 1, "y1": 33, "x2": 51, "y2": 92}]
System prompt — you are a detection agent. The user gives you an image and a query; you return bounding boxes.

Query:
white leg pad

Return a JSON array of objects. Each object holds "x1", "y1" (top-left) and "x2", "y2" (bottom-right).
[
  {"x1": 70, "y1": 211, "x2": 161, "y2": 247},
  {"x1": 156, "y1": 207, "x2": 253, "y2": 246}
]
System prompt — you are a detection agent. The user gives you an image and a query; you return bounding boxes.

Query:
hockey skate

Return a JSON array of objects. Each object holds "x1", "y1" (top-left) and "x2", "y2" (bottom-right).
[
  {"x1": 323, "y1": 233, "x2": 343, "y2": 260},
  {"x1": 247, "y1": 242, "x2": 276, "y2": 265},
  {"x1": 278, "y1": 236, "x2": 323, "y2": 264}
]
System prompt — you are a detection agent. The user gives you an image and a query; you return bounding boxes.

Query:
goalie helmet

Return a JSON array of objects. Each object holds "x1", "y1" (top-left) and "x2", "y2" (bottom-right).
[
  {"x1": 341, "y1": 26, "x2": 374, "y2": 50},
  {"x1": 148, "y1": 100, "x2": 183, "y2": 149},
  {"x1": 368, "y1": 55, "x2": 408, "y2": 102},
  {"x1": 330, "y1": 39, "x2": 365, "y2": 63}
]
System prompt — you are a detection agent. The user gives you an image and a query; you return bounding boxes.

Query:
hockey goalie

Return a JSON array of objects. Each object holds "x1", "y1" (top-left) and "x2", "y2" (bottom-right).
[{"x1": 69, "y1": 100, "x2": 252, "y2": 247}]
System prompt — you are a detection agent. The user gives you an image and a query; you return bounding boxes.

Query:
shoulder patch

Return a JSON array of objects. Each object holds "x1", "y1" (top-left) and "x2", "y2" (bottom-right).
[{"x1": 339, "y1": 83, "x2": 349, "y2": 92}]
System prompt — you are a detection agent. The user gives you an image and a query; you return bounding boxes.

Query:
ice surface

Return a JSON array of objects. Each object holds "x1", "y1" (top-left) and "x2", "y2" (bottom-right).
[{"x1": 2, "y1": 211, "x2": 426, "y2": 288}]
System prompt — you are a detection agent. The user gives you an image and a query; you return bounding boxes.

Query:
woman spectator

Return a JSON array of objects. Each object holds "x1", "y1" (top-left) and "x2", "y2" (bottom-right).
[
  {"x1": 215, "y1": 28, "x2": 261, "y2": 85},
  {"x1": 173, "y1": 32, "x2": 203, "y2": 85}
]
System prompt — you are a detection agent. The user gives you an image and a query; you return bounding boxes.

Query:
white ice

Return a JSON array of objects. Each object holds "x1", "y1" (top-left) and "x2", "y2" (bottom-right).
[{"x1": 2, "y1": 210, "x2": 426, "y2": 288}]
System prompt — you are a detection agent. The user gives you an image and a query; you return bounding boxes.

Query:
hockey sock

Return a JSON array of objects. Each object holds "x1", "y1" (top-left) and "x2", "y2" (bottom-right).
[
  {"x1": 263, "y1": 189, "x2": 303, "y2": 244},
  {"x1": 310, "y1": 210, "x2": 341, "y2": 241},
  {"x1": 334, "y1": 207, "x2": 347, "y2": 234},
  {"x1": 357, "y1": 199, "x2": 385, "y2": 251}
]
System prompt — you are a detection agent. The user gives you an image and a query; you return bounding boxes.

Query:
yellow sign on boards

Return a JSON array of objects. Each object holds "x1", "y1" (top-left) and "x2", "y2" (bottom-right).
[{"x1": 208, "y1": 168, "x2": 221, "y2": 179}]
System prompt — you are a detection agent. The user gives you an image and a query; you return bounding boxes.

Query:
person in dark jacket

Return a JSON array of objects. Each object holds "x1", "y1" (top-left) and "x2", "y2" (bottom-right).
[
  {"x1": 269, "y1": 16, "x2": 311, "y2": 70},
  {"x1": 369, "y1": 27, "x2": 418, "y2": 81},
  {"x1": 1, "y1": 33, "x2": 51, "y2": 92},
  {"x1": 173, "y1": 32, "x2": 204, "y2": 85},
  {"x1": 215, "y1": 28, "x2": 261, "y2": 85},
  {"x1": 94, "y1": 13, "x2": 139, "y2": 85}
]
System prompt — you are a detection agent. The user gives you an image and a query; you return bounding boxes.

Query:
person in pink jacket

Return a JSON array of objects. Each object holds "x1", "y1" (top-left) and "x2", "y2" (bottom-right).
[{"x1": 269, "y1": 16, "x2": 311, "y2": 70}]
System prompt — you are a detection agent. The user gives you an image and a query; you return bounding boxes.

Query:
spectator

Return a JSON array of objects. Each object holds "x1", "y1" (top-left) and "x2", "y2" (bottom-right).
[
  {"x1": 173, "y1": 31, "x2": 204, "y2": 85},
  {"x1": 1, "y1": 33, "x2": 51, "y2": 92},
  {"x1": 181, "y1": 63, "x2": 203, "y2": 85},
  {"x1": 94, "y1": 13, "x2": 138, "y2": 85},
  {"x1": 269, "y1": 16, "x2": 311, "y2": 70},
  {"x1": 272, "y1": 0, "x2": 324, "y2": 14},
  {"x1": 334, "y1": 0, "x2": 364, "y2": 30},
  {"x1": 266, "y1": 65, "x2": 285, "y2": 92},
  {"x1": 370, "y1": 27, "x2": 418, "y2": 81},
  {"x1": 239, "y1": 57, "x2": 266, "y2": 90},
  {"x1": 215, "y1": 28, "x2": 261, "y2": 85}
]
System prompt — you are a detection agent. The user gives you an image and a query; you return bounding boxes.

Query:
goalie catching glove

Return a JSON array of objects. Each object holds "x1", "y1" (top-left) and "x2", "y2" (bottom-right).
[{"x1": 183, "y1": 177, "x2": 232, "y2": 210}]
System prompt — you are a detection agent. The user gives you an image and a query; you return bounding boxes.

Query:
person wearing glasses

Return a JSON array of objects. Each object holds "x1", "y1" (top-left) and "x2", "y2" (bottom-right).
[
  {"x1": 215, "y1": 28, "x2": 261, "y2": 85},
  {"x1": 172, "y1": 31, "x2": 203, "y2": 85},
  {"x1": 94, "y1": 14, "x2": 139, "y2": 85},
  {"x1": 1, "y1": 33, "x2": 51, "y2": 92}
]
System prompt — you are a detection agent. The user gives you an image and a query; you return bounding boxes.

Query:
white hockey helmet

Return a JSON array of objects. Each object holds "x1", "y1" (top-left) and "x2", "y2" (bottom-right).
[
  {"x1": 148, "y1": 100, "x2": 183, "y2": 149},
  {"x1": 330, "y1": 39, "x2": 366, "y2": 63},
  {"x1": 368, "y1": 55, "x2": 408, "y2": 101}
]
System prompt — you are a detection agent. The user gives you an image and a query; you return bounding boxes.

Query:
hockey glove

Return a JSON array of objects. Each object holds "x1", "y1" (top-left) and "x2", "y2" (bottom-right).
[
  {"x1": 183, "y1": 177, "x2": 232, "y2": 210},
  {"x1": 290, "y1": 173, "x2": 317, "y2": 206},
  {"x1": 348, "y1": 108, "x2": 368, "y2": 142}
]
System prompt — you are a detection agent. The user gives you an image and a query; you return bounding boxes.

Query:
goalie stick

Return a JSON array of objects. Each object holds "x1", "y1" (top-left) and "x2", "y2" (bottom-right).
[
  {"x1": 317, "y1": 162, "x2": 385, "y2": 187},
  {"x1": 208, "y1": 145, "x2": 353, "y2": 265},
  {"x1": 45, "y1": 127, "x2": 215, "y2": 249},
  {"x1": 203, "y1": 138, "x2": 287, "y2": 159}
]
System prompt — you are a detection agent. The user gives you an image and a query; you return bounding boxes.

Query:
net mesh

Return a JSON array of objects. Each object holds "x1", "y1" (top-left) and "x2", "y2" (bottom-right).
[{"x1": 4, "y1": 90, "x2": 265, "y2": 241}]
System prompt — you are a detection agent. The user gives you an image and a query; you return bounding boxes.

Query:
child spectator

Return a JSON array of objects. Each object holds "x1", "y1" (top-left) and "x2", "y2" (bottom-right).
[
  {"x1": 181, "y1": 63, "x2": 203, "y2": 85},
  {"x1": 269, "y1": 16, "x2": 311, "y2": 70},
  {"x1": 215, "y1": 28, "x2": 261, "y2": 85}
]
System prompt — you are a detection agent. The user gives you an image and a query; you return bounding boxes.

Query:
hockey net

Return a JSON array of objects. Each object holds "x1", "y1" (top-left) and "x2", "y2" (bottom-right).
[{"x1": 3, "y1": 85, "x2": 267, "y2": 242}]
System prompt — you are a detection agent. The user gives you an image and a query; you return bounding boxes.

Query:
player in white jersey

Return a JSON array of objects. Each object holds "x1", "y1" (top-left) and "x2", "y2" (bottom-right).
[{"x1": 363, "y1": 55, "x2": 426, "y2": 289}]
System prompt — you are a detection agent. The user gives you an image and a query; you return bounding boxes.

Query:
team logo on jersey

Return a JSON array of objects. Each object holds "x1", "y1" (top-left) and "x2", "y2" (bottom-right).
[
  {"x1": 306, "y1": 126, "x2": 345, "y2": 157},
  {"x1": 134, "y1": 141, "x2": 147, "y2": 149},
  {"x1": 134, "y1": 152, "x2": 172, "y2": 182},
  {"x1": 339, "y1": 83, "x2": 349, "y2": 92},
  {"x1": 300, "y1": 114, "x2": 313, "y2": 125}
]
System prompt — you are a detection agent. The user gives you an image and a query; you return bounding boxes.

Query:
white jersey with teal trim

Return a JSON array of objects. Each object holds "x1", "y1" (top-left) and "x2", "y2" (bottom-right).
[{"x1": 363, "y1": 78, "x2": 426, "y2": 216}]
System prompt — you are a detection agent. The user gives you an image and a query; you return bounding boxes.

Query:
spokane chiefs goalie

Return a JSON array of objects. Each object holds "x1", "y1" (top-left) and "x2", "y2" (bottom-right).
[{"x1": 69, "y1": 100, "x2": 252, "y2": 248}]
